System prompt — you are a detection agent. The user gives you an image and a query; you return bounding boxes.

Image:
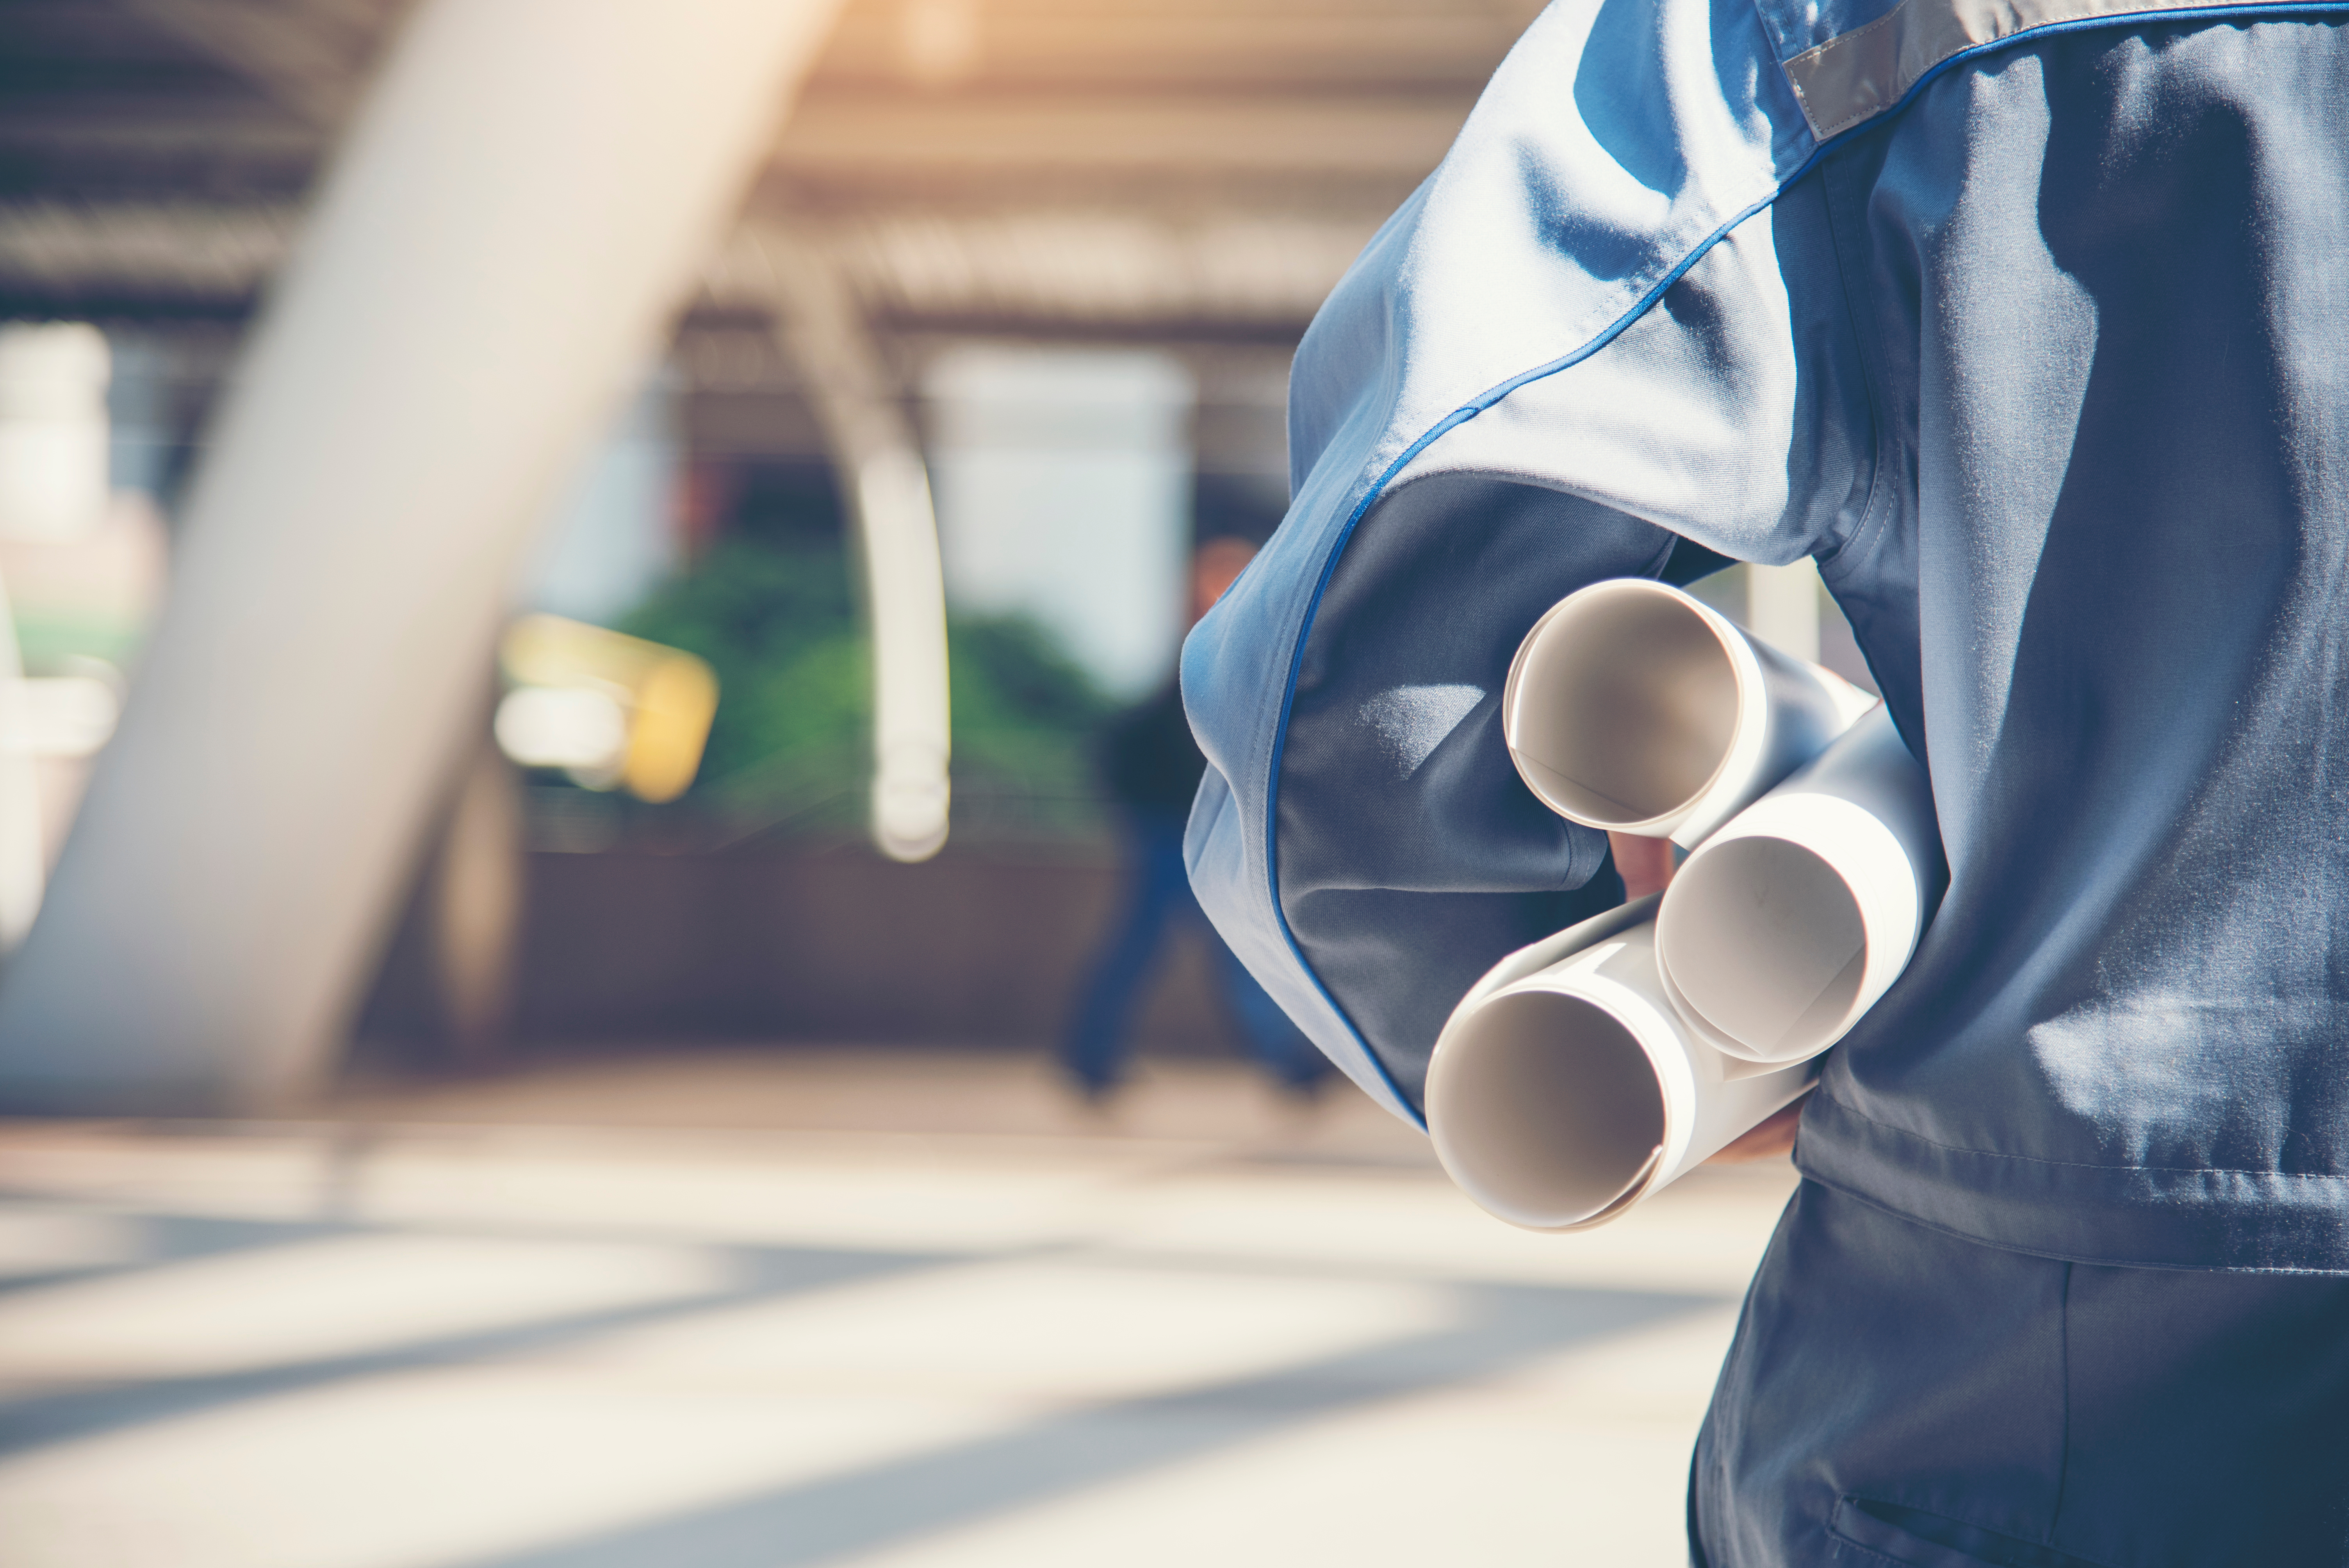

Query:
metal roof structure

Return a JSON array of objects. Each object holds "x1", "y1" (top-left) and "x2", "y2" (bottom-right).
[{"x1": 1, "y1": 0, "x2": 1535, "y2": 472}]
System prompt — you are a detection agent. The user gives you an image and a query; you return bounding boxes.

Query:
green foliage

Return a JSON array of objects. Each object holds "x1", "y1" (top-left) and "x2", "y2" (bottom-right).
[
  {"x1": 947, "y1": 614, "x2": 1108, "y2": 776},
  {"x1": 618, "y1": 533, "x2": 1113, "y2": 837},
  {"x1": 620, "y1": 537, "x2": 865, "y2": 785}
]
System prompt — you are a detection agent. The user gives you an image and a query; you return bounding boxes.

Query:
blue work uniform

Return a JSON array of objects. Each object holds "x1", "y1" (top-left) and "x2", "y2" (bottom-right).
[{"x1": 1179, "y1": 0, "x2": 2349, "y2": 1559}]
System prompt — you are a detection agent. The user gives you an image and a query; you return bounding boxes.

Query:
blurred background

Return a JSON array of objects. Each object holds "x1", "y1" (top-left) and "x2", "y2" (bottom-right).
[{"x1": 0, "y1": 2, "x2": 1862, "y2": 1562}]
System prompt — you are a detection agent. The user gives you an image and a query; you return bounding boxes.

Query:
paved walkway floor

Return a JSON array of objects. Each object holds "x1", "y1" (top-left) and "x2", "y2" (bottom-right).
[{"x1": 0, "y1": 1049, "x2": 1796, "y2": 1568}]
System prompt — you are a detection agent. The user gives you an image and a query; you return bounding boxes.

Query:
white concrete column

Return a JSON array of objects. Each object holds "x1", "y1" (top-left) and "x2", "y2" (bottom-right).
[
  {"x1": 739, "y1": 226, "x2": 952, "y2": 863},
  {"x1": 0, "y1": 0, "x2": 845, "y2": 1112},
  {"x1": 430, "y1": 732, "x2": 524, "y2": 1062},
  {"x1": 0, "y1": 323, "x2": 112, "y2": 952}
]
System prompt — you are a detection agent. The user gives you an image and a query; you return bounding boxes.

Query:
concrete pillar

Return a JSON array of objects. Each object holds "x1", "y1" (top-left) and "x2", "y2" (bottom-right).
[
  {"x1": 0, "y1": 0, "x2": 845, "y2": 1112},
  {"x1": 740, "y1": 226, "x2": 952, "y2": 862},
  {"x1": 430, "y1": 732, "x2": 523, "y2": 1064},
  {"x1": 0, "y1": 323, "x2": 114, "y2": 953}
]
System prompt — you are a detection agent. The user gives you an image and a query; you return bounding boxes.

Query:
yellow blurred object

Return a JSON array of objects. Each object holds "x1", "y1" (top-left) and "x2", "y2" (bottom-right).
[{"x1": 497, "y1": 614, "x2": 718, "y2": 803}]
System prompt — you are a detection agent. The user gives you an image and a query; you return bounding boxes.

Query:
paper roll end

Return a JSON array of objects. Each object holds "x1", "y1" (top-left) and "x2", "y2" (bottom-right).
[{"x1": 1427, "y1": 985, "x2": 1670, "y2": 1231}]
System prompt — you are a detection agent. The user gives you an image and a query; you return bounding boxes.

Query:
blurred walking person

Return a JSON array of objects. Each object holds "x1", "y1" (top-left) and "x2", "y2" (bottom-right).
[{"x1": 1060, "y1": 536, "x2": 1328, "y2": 1101}]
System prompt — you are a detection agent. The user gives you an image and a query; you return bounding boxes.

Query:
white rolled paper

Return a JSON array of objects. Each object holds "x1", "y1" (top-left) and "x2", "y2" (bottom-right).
[
  {"x1": 1654, "y1": 705, "x2": 1943, "y2": 1065},
  {"x1": 1425, "y1": 897, "x2": 1817, "y2": 1232},
  {"x1": 1502, "y1": 578, "x2": 1876, "y2": 849}
]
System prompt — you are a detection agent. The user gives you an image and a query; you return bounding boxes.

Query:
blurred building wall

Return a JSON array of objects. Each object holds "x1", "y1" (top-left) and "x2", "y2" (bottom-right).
[
  {"x1": 926, "y1": 346, "x2": 1192, "y2": 699},
  {"x1": 356, "y1": 845, "x2": 1235, "y2": 1057},
  {"x1": 522, "y1": 368, "x2": 685, "y2": 628}
]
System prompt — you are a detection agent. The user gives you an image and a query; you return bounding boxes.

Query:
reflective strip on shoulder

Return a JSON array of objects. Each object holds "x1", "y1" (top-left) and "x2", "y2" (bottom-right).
[{"x1": 1784, "y1": 0, "x2": 2278, "y2": 137}]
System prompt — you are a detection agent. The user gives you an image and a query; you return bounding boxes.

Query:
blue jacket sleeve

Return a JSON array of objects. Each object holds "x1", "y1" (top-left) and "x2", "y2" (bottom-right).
[{"x1": 1178, "y1": 0, "x2": 1879, "y2": 1124}]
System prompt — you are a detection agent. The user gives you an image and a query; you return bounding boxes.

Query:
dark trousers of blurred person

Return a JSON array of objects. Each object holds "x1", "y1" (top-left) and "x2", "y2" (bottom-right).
[
  {"x1": 1060, "y1": 808, "x2": 1328, "y2": 1099},
  {"x1": 1060, "y1": 536, "x2": 1332, "y2": 1101}
]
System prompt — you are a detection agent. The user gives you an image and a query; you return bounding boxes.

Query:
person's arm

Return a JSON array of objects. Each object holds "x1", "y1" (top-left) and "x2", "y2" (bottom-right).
[
  {"x1": 1179, "y1": 0, "x2": 1876, "y2": 1127},
  {"x1": 1708, "y1": 1097, "x2": 1808, "y2": 1163},
  {"x1": 1607, "y1": 832, "x2": 1679, "y2": 903}
]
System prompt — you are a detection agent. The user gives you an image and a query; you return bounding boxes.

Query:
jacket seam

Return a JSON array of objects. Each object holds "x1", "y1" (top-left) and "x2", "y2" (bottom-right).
[
  {"x1": 1797, "y1": 1166, "x2": 2349, "y2": 1272},
  {"x1": 2051, "y1": 1262, "x2": 2072, "y2": 1534},
  {"x1": 1808, "y1": 145, "x2": 1898, "y2": 582},
  {"x1": 1816, "y1": 1090, "x2": 2349, "y2": 1180},
  {"x1": 1832, "y1": 1494, "x2": 2126, "y2": 1568}
]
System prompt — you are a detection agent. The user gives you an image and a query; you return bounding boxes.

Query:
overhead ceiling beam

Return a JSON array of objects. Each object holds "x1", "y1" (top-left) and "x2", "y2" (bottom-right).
[
  {"x1": 10, "y1": 196, "x2": 1381, "y2": 326},
  {"x1": 811, "y1": 10, "x2": 1530, "y2": 87},
  {"x1": 0, "y1": 99, "x2": 318, "y2": 160},
  {"x1": 772, "y1": 91, "x2": 1472, "y2": 181},
  {"x1": 121, "y1": 0, "x2": 368, "y2": 127},
  {"x1": 0, "y1": 198, "x2": 297, "y2": 305}
]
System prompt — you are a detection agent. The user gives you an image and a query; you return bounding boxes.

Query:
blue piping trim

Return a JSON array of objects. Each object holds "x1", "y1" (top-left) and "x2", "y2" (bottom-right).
[{"x1": 1260, "y1": 0, "x2": 2349, "y2": 1133}]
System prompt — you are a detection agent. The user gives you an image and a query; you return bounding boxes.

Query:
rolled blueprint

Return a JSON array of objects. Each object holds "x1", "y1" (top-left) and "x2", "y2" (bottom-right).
[
  {"x1": 1654, "y1": 704, "x2": 1944, "y2": 1066},
  {"x1": 1502, "y1": 578, "x2": 1876, "y2": 848},
  {"x1": 1425, "y1": 896, "x2": 1817, "y2": 1232}
]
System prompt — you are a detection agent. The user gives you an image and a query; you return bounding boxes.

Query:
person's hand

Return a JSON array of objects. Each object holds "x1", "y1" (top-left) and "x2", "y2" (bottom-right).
[
  {"x1": 1608, "y1": 831, "x2": 1677, "y2": 901},
  {"x1": 1706, "y1": 1092, "x2": 1810, "y2": 1164},
  {"x1": 1609, "y1": 827, "x2": 1799, "y2": 1164}
]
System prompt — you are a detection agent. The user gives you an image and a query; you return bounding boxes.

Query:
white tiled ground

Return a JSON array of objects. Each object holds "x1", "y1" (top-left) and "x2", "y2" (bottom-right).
[{"x1": 0, "y1": 1050, "x2": 1795, "y2": 1568}]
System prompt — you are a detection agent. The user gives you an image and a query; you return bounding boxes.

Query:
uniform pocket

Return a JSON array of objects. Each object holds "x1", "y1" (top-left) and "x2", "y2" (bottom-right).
[{"x1": 1828, "y1": 1497, "x2": 2118, "y2": 1568}]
